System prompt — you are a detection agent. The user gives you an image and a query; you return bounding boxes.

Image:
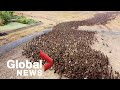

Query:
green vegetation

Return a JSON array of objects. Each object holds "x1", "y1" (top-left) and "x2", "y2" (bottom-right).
[
  {"x1": 16, "y1": 16, "x2": 37, "y2": 25},
  {"x1": 0, "y1": 11, "x2": 14, "y2": 25},
  {"x1": 0, "y1": 11, "x2": 37, "y2": 26}
]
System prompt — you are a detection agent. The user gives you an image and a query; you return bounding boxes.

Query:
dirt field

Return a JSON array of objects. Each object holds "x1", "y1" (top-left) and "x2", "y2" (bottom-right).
[{"x1": 0, "y1": 11, "x2": 120, "y2": 79}]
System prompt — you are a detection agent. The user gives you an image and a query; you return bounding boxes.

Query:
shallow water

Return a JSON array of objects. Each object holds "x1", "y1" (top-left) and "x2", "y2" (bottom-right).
[{"x1": 0, "y1": 22, "x2": 28, "y2": 32}]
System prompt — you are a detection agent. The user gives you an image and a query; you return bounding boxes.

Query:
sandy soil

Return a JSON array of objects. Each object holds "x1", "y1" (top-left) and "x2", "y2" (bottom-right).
[
  {"x1": 15, "y1": 11, "x2": 97, "y2": 23},
  {"x1": 106, "y1": 14, "x2": 120, "y2": 31},
  {"x1": 91, "y1": 32, "x2": 120, "y2": 72},
  {"x1": 77, "y1": 25, "x2": 120, "y2": 73}
]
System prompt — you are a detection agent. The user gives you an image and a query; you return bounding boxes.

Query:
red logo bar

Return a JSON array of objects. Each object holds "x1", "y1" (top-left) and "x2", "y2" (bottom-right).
[{"x1": 40, "y1": 50, "x2": 53, "y2": 71}]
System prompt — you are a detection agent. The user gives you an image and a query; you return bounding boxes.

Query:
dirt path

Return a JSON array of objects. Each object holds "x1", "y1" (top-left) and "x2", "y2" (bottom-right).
[
  {"x1": 0, "y1": 28, "x2": 52, "y2": 56},
  {"x1": 91, "y1": 31, "x2": 120, "y2": 72}
]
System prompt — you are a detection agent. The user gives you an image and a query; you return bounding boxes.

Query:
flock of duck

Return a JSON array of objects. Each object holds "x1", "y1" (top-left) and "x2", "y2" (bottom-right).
[{"x1": 22, "y1": 12, "x2": 120, "y2": 79}]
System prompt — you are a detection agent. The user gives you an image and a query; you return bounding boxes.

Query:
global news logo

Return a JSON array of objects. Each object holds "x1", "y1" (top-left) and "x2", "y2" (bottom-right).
[{"x1": 7, "y1": 50, "x2": 53, "y2": 77}]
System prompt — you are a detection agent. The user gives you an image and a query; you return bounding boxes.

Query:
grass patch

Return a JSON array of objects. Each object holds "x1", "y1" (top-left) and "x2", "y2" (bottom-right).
[
  {"x1": 0, "y1": 11, "x2": 39, "y2": 33},
  {"x1": 0, "y1": 11, "x2": 38, "y2": 26},
  {"x1": 0, "y1": 11, "x2": 14, "y2": 25},
  {"x1": 16, "y1": 16, "x2": 37, "y2": 25}
]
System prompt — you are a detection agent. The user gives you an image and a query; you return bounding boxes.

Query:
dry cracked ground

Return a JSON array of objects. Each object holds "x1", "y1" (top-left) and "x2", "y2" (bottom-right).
[{"x1": 0, "y1": 11, "x2": 120, "y2": 79}]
